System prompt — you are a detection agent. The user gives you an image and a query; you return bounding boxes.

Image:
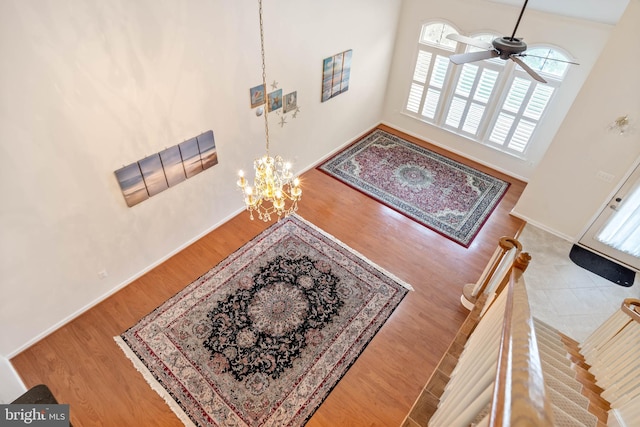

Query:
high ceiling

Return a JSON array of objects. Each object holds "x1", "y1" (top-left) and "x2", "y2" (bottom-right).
[{"x1": 486, "y1": 0, "x2": 630, "y2": 25}]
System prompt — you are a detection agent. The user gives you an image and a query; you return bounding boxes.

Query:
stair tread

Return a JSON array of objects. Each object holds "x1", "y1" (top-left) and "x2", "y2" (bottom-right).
[
  {"x1": 537, "y1": 337, "x2": 572, "y2": 366},
  {"x1": 548, "y1": 386, "x2": 598, "y2": 427},
  {"x1": 542, "y1": 358, "x2": 583, "y2": 392},
  {"x1": 551, "y1": 403, "x2": 591, "y2": 427},
  {"x1": 545, "y1": 374, "x2": 591, "y2": 409},
  {"x1": 540, "y1": 346, "x2": 580, "y2": 377}
]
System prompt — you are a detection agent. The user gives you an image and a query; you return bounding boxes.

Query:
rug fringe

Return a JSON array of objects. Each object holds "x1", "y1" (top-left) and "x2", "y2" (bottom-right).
[
  {"x1": 113, "y1": 336, "x2": 196, "y2": 427},
  {"x1": 292, "y1": 214, "x2": 415, "y2": 291}
]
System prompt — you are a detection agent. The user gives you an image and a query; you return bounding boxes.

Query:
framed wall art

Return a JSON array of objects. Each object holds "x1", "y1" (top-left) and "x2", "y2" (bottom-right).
[
  {"x1": 283, "y1": 91, "x2": 297, "y2": 114},
  {"x1": 249, "y1": 84, "x2": 265, "y2": 108},
  {"x1": 115, "y1": 130, "x2": 218, "y2": 207},
  {"x1": 321, "y1": 49, "x2": 352, "y2": 102},
  {"x1": 267, "y1": 88, "x2": 283, "y2": 112}
]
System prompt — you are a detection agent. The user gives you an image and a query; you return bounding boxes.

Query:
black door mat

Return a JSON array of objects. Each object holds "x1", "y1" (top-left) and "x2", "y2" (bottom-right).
[{"x1": 569, "y1": 244, "x2": 635, "y2": 287}]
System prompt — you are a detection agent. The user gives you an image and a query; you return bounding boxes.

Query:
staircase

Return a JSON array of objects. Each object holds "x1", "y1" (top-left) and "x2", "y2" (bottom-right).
[
  {"x1": 402, "y1": 238, "x2": 640, "y2": 427},
  {"x1": 531, "y1": 317, "x2": 606, "y2": 427}
]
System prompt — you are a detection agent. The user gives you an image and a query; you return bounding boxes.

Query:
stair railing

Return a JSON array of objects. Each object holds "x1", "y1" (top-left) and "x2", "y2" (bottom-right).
[
  {"x1": 415, "y1": 250, "x2": 557, "y2": 426},
  {"x1": 579, "y1": 298, "x2": 640, "y2": 426},
  {"x1": 428, "y1": 282, "x2": 508, "y2": 426},
  {"x1": 483, "y1": 255, "x2": 555, "y2": 427},
  {"x1": 403, "y1": 239, "x2": 559, "y2": 427},
  {"x1": 460, "y1": 237, "x2": 522, "y2": 310}
]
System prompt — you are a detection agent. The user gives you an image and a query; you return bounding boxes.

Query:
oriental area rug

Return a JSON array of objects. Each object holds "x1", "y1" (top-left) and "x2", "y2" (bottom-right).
[
  {"x1": 319, "y1": 129, "x2": 509, "y2": 246},
  {"x1": 115, "y1": 215, "x2": 410, "y2": 426}
]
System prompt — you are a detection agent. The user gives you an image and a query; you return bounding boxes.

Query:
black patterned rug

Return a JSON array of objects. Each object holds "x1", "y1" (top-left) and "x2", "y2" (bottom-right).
[
  {"x1": 115, "y1": 215, "x2": 410, "y2": 426},
  {"x1": 319, "y1": 129, "x2": 509, "y2": 246}
]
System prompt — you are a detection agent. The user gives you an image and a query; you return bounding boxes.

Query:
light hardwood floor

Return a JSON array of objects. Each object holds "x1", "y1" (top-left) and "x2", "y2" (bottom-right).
[{"x1": 11, "y1": 125, "x2": 526, "y2": 426}]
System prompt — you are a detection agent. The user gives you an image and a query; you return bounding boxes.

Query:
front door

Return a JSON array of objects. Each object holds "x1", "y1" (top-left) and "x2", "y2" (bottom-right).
[{"x1": 579, "y1": 163, "x2": 640, "y2": 272}]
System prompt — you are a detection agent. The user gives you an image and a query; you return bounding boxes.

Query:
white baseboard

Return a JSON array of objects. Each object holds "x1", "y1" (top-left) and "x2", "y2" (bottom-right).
[{"x1": 509, "y1": 211, "x2": 576, "y2": 242}]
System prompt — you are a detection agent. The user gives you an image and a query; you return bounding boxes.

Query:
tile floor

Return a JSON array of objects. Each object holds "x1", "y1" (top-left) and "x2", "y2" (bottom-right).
[{"x1": 518, "y1": 224, "x2": 640, "y2": 342}]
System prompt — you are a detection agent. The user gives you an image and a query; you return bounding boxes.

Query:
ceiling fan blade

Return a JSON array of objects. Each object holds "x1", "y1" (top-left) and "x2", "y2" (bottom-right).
[
  {"x1": 511, "y1": 56, "x2": 547, "y2": 83},
  {"x1": 517, "y1": 53, "x2": 580, "y2": 65},
  {"x1": 450, "y1": 50, "x2": 498, "y2": 65},
  {"x1": 445, "y1": 33, "x2": 493, "y2": 50}
]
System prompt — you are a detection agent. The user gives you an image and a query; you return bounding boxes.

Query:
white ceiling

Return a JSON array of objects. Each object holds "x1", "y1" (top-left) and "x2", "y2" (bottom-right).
[{"x1": 486, "y1": 0, "x2": 630, "y2": 25}]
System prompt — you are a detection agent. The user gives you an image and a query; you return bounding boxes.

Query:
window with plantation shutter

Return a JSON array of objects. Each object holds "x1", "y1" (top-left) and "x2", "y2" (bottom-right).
[
  {"x1": 443, "y1": 64, "x2": 499, "y2": 137},
  {"x1": 488, "y1": 75, "x2": 557, "y2": 155},
  {"x1": 404, "y1": 21, "x2": 570, "y2": 160}
]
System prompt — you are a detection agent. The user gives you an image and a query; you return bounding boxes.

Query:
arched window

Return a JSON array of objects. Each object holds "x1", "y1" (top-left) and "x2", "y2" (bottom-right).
[
  {"x1": 420, "y1": 22, "x2": 458, "y2": 50},
  {"x1": 405, "y1": 21, "x2": 572, "y2": 157}
]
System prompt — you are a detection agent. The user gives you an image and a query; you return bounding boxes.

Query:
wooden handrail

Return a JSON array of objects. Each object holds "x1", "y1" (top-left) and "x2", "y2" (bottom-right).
[
  {"x1": 462, "y1": 237, "x2": 522, "y2": 308},
  {"x1": 489, "y1": 258, "x2": 555, "y2": 426},
  {"x1": 476, "y1": 237, "x2": 522, "y2": 296},
  {"x1": 621, "y1": 298, "x2": 640, "y2": 323}
]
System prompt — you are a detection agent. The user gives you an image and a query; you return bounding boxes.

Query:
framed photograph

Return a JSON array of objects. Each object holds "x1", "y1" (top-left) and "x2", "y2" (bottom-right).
[
  {"x1": 321, "y1": 49, "x2": 353, "y2": 102},
  {"x1": 197, "y1": 130, "x2": 218, "y2": 170},
  {"x1": 283, "y1": 91, "x2": 297, "y2": 114},
  {"x1": 267, "y1": 89, "x2": 283, "y2": 112},
  {"x1": 159, "y1": 146, "x2": 186, "y2": 187},
  {"x1": 249, "y1": 84, "x2": 265, "y2": 108},
  {"x1": 179, "y1": 137, "x2": 203, "y2": 178},
  {"x1": 138, "y1": 153, "x2": 168, "y2": 197},
  {"x1": 115, "y1": 162, "x2": 149, "y2": 207}
]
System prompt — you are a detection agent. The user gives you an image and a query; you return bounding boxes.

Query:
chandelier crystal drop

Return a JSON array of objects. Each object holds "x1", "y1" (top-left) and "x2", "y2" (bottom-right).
[{"x1": 237, "y1": 0, "x2": 302, "y2": 222}]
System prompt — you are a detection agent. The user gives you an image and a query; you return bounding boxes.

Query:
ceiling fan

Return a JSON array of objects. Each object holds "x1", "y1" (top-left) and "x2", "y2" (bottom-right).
[{"x1": 446, "y1": 0, "x2": 578, "y2": 83}]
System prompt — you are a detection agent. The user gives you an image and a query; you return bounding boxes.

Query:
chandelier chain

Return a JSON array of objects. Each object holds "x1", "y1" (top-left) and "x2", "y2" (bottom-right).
[
  {"x1": 236, "y1": 0, "x2": 301, "y2": 222},
  {"x1": 259, "y1": 0, "x2": 269, "y2": 155}
]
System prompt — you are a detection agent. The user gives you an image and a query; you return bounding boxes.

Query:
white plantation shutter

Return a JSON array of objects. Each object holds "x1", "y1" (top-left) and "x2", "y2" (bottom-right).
[
  {"x1": 508, "y1": 119, "x2": 536, "y2": 152},
  {"x1": 421, "y1": 55, "x2": 449, "y2": 119},
  {"x1": 405, "y1": 49, "x2": 451, "y2": 121},
  {"x1": 524, "y1": 84, "x2": 555, "y2": 120},
  {"x1": 490, "y1": 113, "x2": 515, "y2": 145},
  {"x1": 444, "y1": 64, "x2": 499, "y2": 137},
  {"x1": 489, "y1": 76, "x2": 556, "y2": 154},
  {"x1": 406, "y1": 51, "x2": 432, "y2": 113}
]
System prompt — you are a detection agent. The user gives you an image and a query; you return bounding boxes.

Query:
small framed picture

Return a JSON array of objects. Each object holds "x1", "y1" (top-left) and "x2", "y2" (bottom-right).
[
  {"x1": 283, "y1": 91, "x2": 297, "y2": 113},
  {"x1": 249, "y1": 84, "x2": 265, "y2": 108},
  {"x1": 267, "y1": 89, "x2": 283, "y2": 112}
]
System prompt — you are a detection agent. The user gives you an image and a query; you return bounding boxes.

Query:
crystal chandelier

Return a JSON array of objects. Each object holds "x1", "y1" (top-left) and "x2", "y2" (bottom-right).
[{"x1": 237, "y1": 0, "x2": 302, "y2": 222}]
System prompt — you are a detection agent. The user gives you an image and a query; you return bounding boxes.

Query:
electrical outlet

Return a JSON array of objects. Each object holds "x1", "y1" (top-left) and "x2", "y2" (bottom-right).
[
  {"x1": 97, "y1": 269, "x2": 108, "y2": 279},
  {"x1": 596, "y1": 171, "x2": 615, "y2": 183}
]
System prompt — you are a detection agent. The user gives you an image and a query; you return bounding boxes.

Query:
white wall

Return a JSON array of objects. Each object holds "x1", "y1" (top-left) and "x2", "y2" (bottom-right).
[
  {"x1": 0, "y1": 357, "x2": 25, "y2": 403},
  {"x1": 382, "y1": 0, "x2": 612, "y2": 181},
  {"x1": 512, "y1": 0, "x2": 640, "y2": 239},
  {"x1": 0, "y1": 0, "x2": 401, "y2": 357}
]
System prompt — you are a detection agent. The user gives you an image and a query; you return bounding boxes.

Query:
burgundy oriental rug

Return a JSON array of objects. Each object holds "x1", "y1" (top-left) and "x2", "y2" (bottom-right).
[
  {"x1": 115, "y1": 215, "x2": 410, "y2": 426},
  {"x1": 318, "y1": 129, "x2": 509, "y2": 246}
]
